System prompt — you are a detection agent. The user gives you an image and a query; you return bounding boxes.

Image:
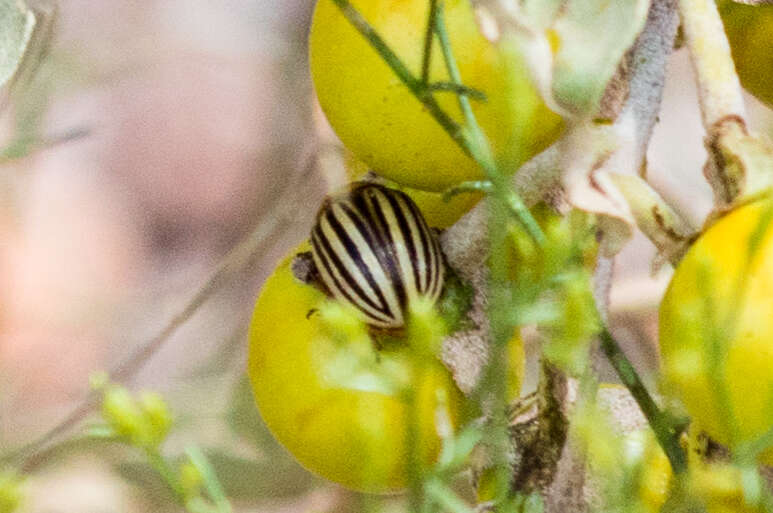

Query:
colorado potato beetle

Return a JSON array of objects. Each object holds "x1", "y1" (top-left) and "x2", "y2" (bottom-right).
[{"x1": 307, "y1": 182, "x2": 445, "y2": 329}]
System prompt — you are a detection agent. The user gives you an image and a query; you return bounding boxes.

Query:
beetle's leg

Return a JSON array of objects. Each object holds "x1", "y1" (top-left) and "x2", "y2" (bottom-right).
[{"x1": 292, "y1": 251, "x2": 330, "y2": 295}]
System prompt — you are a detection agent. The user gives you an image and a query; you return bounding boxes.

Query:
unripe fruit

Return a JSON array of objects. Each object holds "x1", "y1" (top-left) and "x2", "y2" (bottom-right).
[
  {"x1": 719, "y1": 1, "x2": 773, "y2": 108},
  {"x1": 310, "y1": 0, "x2": 563, "y2": 192},
  {"x1": 659, "y1": 198, "x2": 773, "y2": 463},
  {"x1": 248, "y1": 243, "x2": 463, "y2": 492}
]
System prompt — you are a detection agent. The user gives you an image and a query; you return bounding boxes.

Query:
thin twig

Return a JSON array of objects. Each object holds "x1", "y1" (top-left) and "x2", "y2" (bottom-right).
[
  {"x1": 443, "y1": 180, "x2": 493, "y2": 201},
  {"x1": 598, "y1": 329, "x2": 687, "y2": 473},
  {"x1": 433, "y1": 1, "x2": 484, "y2": 146},
  {"x1": 5, "y1": 170, "x2": 313, "y2": 472},
  {"x1": 428, "y1": 81, "x2": 486, "y2": 101},
  {"x1": 430, "y1": 2, "x2": 528, "y2": 501},
  {"x1": 330, "y1": 0, "x2": 469, "y2": 156},
  {"x1": 421, "y1": 0, "x2": 438, "y2": 85},
  {"x1": 610, "y1": 0, "x2": 681, "y2": 172},
  {"x1": 588, "y1": 3, "x2": 692, "y2": 474},
  {"x1": 0, "y1": 126, "x2": 92, "y2": 163}
]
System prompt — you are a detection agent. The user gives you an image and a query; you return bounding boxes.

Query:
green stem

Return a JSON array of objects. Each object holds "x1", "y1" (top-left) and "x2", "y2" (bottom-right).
[
  {"x1": 598, "y1": 328, "x2": 687, "y2": 474},
  {"x1": 330, "y1": 0, "x2": 468, "y2": 154},
  {"x1": 421, "y1": 0, "x2": 438, "y2": 85},
  {"x1": 442, "y1": 179, "x2": 493, "y2": 201},
  {"x1": 428, "y1": 81, "x2": 486, "y2": 101},
  {"x1": 145, "y1": 447, "x2": 187, "y2": 502},
  {"x1": 433, "y1": 2, "x2": 481, "y2": 137},
  {"x1": 425, "y1": 478, "x2": 474, "y2": 513},
  {"x1": 329, "y1": 0, "x2": 545, "y2": 246},
  {"x1": 185, "y1": 446, "x2": 232, "y2": 513},
  {"x1": 432, "y1": 2, "x2": 545, "y2": 245}
]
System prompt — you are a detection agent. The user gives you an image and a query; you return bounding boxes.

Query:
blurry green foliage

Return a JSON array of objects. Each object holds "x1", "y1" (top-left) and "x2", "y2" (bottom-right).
[
  {"x1": 0, "y1": 472, "x2": 22, "y2": 513},
  {"x1": 226, "y1": 376, "x2": 319, "y2": 496}
]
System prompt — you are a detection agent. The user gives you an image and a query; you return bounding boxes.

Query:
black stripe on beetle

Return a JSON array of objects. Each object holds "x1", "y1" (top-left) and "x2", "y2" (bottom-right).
[{"x1": 309, "y1": 182, "x2": 445, "y2": 329}]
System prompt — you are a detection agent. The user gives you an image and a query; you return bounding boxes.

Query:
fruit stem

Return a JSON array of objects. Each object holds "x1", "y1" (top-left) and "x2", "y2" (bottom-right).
[
  {"x1": 421, "y1": 0, "x2": 438, "y2": 85},
  {"x1": 678, "y1": 0, "x2": 746, "y2": 130},
  {"x1": 598, "y1": 328, "x2": 688, "y2": 474},
  {"x1": 144, "y1": 447, "x2": 190, "y2": 508}
]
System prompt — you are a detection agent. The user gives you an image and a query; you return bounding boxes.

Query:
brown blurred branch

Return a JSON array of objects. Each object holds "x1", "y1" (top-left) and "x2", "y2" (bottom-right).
[
  {"x1": 3, "y1": 149, "x2": 319, "y2": 473},
  {"x1": 0, "y1": 126, "x2": 91, "y2": 163}
]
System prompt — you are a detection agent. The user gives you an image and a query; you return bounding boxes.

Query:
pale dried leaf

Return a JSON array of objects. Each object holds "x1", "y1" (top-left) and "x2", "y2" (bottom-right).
[
  {"x1": 473, "y1": 0, "x2": 650, "y2": 119},
  {"x1": 0, "y1": 0, "x2": 35, "y2": 89},
  {"x1": 608, "y1": 173, "x2": 696, "y2": 267},
  {"x1": 705, "y1": 118, "x2": 773, "y2": 208},
  {"x1": 551, "y1": 0, "x2": 651, "y2": 116},
  {"x1": 559, "y1": 123, "x2": 635, "y2": 256}
]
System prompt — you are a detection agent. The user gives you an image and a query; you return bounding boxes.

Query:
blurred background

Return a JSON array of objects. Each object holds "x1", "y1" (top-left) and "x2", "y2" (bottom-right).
[{"x1": 0, "y1": 0, "x2": 772, "y2": 511}]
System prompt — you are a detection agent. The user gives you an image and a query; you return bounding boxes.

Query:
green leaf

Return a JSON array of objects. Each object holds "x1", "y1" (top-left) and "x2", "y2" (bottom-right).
[
  {"x1": 0, "y1": 0, "x2": 35, "y2": 89},
  {"x1": 424, "y1": 478, "x2": 474, "y2": 513},
  {"x1": 437, "y1": 423, "x2": 483, "y2": 473},
  {"x1": 0, "y1": 472, "x2": 23, "y2": 513},
  {"x1": 184, "y1": 446, "x2": 231, "y2": 513},
  {"x1": 551, "y1": 0, "x2": 650, "y2": 116}
]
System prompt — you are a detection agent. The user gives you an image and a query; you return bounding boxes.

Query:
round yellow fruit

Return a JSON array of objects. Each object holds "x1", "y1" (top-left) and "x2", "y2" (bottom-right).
[
  {"x1": 310, "y1": 0, "x2": 563, "y2": 192},
  {"x1": 626, "y1": 430, "x2": 765, "y2": 513},
  {"x1": 719, "y1": 1, "x2": 773, "y2": 108},
  {"x1": 659, "y1": 198, "x2": 773, "y2": 463},
  {"x1": 248, "y1": 243, "x2": 463, "y2": 493}
]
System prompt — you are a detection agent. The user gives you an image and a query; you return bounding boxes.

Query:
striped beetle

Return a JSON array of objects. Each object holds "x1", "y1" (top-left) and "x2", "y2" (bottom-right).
[{"x1": 301, "y1": 182, "x2": 445, "y2": 329}]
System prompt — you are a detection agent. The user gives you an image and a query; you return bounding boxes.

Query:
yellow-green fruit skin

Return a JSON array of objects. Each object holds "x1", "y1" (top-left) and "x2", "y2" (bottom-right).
[
  {"x1": 720, "y1": 1, "x2": 773, "y2": 108},
  {"x1": 309, "y1": 0, "x2": 563, "y2": 192},
  {"x1": 659, "y1": 199, "x2": 773, "y2": 463},
  {"x1": 248, "y1": 243, "x2": 463, "y2": 493},
  {"x1": 345, "y1": 154, "x2": 482, "y2": 228}
]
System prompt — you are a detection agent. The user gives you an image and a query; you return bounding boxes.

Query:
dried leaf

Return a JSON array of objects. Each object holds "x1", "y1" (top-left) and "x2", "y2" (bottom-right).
[
  {"x1": 550, "y1": 0, "x2": 650, "y2": 116},
  {"x1": 559, "y1": 122, "x2": 634, "y2": 256},
  {"x1": 0, "y1": 0, "x2": 35, "y2": 89},
  {"x1": 0, "y1": 0, "x2": 56, "y2": 115},
  {"x1": 608, "y1": 173, "x2": 696, "y2": 268},
  {"x1": 704, "y1": 118, "x2": 773, "y2": 208}
]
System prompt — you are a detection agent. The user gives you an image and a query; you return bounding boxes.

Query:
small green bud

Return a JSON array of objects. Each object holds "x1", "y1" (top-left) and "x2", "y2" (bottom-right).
[
  {"x1": 178, "y1": 461, "x2": 203, "y2": 499},
  {"x1": 101, "y1": 386, "x2": 151, "y2": 447},
  {"x1": 0, "y1": 472, "x2": 23, "y2": 513},
  {"x1": 139, "y1": 391, "x2": 172, "y2": 445}
]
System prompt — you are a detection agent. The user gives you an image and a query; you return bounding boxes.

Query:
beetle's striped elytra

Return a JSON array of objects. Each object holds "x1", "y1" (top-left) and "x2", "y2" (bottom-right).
[{"x1": 309, "y1": 182, "x2": 445, "y2": 329}]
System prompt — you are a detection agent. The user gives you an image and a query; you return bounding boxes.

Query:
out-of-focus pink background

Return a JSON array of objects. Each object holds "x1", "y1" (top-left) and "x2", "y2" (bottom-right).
[{"x1": 1, "y1": 1, "x2": 772, "y2": 511}]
